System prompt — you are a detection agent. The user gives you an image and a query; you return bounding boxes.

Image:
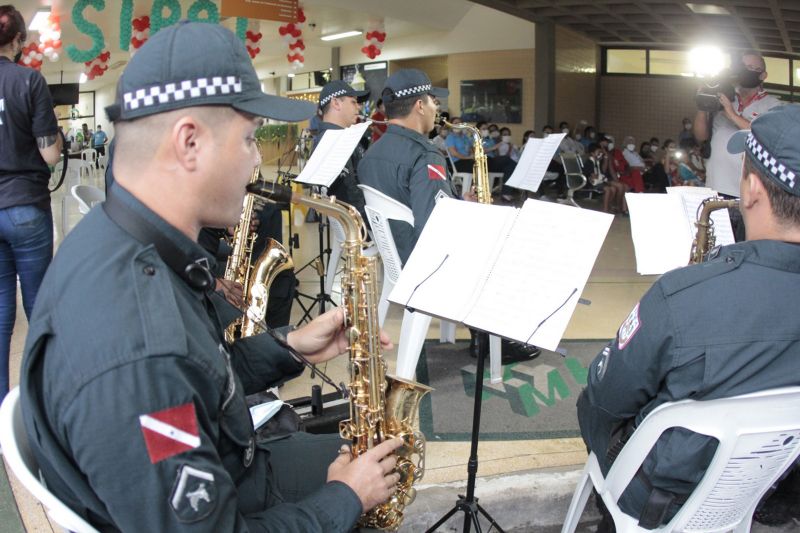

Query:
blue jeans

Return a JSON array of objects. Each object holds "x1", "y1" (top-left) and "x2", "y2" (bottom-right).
[{"x1": 0, "y1": 205, "x2": 53, "y2": 399}]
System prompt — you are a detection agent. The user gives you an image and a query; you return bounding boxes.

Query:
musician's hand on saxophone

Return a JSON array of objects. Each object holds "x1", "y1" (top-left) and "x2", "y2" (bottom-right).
[
  {"x1": 327, "y1": 438, "x2": 404, "y2": 512},
  {"x1": 215, "y1": 278, "x2": 244, "y2": 309},
  {"x1": 286, "y1": 307, "x2": 394, "y2": 364}
]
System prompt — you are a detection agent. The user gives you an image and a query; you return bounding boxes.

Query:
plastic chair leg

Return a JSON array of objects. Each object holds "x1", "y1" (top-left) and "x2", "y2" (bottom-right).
[
  {"x1": 489, "y1": 335, "x2": 502, "y2": 383},
  {"x1": 394, "y1": 309, "x2": 432, "y2": 380},
  {"x1": 439, "y1": 320, "x2": 456, "y2": 344},
  {"x1": 561, "y1": 469, "x2": 595, "y2": 533}
]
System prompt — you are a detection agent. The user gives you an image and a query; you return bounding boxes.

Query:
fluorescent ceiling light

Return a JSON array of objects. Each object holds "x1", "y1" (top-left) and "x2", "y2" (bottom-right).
[
  {"x1": 320, "y1": 30, "x2": 362, "y2": 42},
  {"x1": 79, "y1": 73, "x2": 87, "y2": 84},
  {"x1": 287, "y1": 73, "x2": 295, "y2": 78},
  {"x1": 28, "y1": 8, "x2": 50, "y2": 32},
  {"x1": 686, "y1": 3, "x2": 731, "y2": 16},
  {"x1": 364, "y1": 62, "x2": 387, "y2": 71}
]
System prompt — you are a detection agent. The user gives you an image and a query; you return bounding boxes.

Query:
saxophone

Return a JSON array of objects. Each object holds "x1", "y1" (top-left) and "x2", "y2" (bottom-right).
[
  {"x1": 224, "y1": 169, "x2": 293, "y2": 341},
  {"x1": 438, "y1": 117, "x2": 492, "y2": 204},
  {"x1": 246, "y1": 181, "x2": 432, "y2": 531},
  {"x1": 690, "y1": 197, "x2": 740, "y2": 264}
]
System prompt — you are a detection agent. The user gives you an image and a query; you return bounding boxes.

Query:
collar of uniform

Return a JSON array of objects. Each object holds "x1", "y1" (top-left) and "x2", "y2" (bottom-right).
[
  {"x1": 108, "y1": 183, "x2": 217, "y2": 296},
  {"x1": 386, "y1": 123, "x2": 433, "y2": 149},
  {"x1": 318, "y1": 121, "x2": 344, "y2": 133},
  {"x1": 728, "y1": 239, "x2": 800, "y2": 273}
]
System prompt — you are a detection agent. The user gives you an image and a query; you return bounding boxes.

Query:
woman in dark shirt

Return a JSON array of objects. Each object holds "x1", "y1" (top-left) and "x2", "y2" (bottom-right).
[{"x1": 0, "y1": 5, "x2": 62, "y2": 399}]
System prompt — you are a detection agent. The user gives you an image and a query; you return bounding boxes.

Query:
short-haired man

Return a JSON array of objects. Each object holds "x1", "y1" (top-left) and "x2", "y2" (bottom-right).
[
  {"x1": 694, "y1": 51, "x2": 781, "y2": 200},
  {"x1": 578, "y1": 104, "x2": 800, "y2": 530},
  {"x1": 315, "y1": 79, "x2": 370, "y2": 220},
  {"x1": 357, "y1": 68, "x2": 453, "y2": 265},
  {"x1": 20, "y1": 21, "x2": 401, "y2": 532}
]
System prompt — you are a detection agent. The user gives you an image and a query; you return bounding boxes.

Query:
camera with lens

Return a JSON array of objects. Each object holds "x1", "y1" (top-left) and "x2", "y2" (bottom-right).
[{"x1": 695, "y1": 68, "x2": 736, "y2": 113}]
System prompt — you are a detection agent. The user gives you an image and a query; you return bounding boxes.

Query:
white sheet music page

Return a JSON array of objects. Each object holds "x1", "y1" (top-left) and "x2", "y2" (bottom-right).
[
  {"x1": 626, "y1": 193, "x2": 691, "y2": 275},
  {"x1": 464, "y1": 199, "x2": 613, "y2": 351},
  {"x1": 387, "y1": 198, "x2": 517, "y2": 323},
  {"x1": 506, "y1": 133, "x2": 566, "y2": 193},
  {"x1": 294, "y1": 121, "x2": 372, "y2": 187},
  {"x1": 666, "y1": 186, "x2": 735, "y2": 247}
]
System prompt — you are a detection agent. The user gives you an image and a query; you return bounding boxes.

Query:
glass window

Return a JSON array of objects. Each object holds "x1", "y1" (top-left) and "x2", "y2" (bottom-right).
[
  {"x1": 649, "y1": 50, "x2": 692, "y2": 76},
  {"x1": 606, "y1": 49, "x2": 646, "y2": 74},
  {"x1": 794, "y1": 60, "x2": 800, "y2": 88},
  {"x1": 763, "y1": 57, "x2": 789, "y2": 86}
]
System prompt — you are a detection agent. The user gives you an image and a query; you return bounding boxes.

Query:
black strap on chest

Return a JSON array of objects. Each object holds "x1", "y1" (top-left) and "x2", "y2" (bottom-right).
[{"x1": 102, "y1": 190, "x2": 215, "y2": 291}]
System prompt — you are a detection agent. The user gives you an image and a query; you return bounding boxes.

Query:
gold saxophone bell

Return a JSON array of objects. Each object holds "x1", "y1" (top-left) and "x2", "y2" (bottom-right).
[{"x1": 690, "y1": 197, "x2": 739, "y2": 264}]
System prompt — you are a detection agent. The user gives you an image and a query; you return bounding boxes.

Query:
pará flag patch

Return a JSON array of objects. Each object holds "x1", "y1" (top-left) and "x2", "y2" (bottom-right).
[
  {"x1": 140, "y1": 403, "x2": 201, "y2": 464},
  {"x1": 427, "y1": 164, "x2": 446, "y2": 181},
  {"x1": 617, "y1": 302, "x2": 641, "y2": 350}
]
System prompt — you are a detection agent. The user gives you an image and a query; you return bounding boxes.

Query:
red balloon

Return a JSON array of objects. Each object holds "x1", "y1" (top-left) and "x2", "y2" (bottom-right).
[{"x1": 289, "y1": 39, "x2": 305, "y2": 50}]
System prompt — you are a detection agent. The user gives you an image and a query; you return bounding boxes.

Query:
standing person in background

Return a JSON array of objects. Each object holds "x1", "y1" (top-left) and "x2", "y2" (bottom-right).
[
  {"x1": 0, "y1": 5, "x2": 62, "y2": 400},
  {"x1": 370, "y1": 98, "x2": 387, "y2": 144},
  {"x1": 92, "y1": 124, "x2": 108, "y2": 168}
]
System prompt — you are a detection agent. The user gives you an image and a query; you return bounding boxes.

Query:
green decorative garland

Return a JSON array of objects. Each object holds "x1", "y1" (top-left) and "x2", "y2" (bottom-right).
[
  {"x1": 66, "y1": 0, "x2": 106, "y2": 63},
  {"x1": 151, "y1": 0, "x2": 181, "y2": 35},
  {"x1": 187, "y1": 0, "x2": 219, "y2": 22},
  {"x1": 236, "y1": 17, "x2": 248, "y2": 42},
  {"x1": 119, "y1": 0, "x2": 133, "y2": 51}
]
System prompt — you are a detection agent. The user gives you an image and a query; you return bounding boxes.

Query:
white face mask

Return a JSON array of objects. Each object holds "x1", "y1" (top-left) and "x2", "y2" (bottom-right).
[
  {"x1": 684, "y1": 123, "x2": 692, "y2": 130},
  {"x1": 543, "y1": 132, "x2": 551, "y2": 137},
  {"x1": 589, "y1": 132, "x2": 596, "y2": 139},
  {"x1": 480, "y1": 129, "x2": 489, "y2": 138},
  {"x1": 626, "y1": 144, "x2": 636, "y2": 152},
  {"x1": 501, "y1": 135, "x2": 511, "y2": 143},
  {"x1": 575, "y1": 134, "x2": 582, "y2": 141},
  {"x1": 562, "y1": 128, "x2": 570, "y2": 134},
  {"x1": 607, "y1": 143, "x2": 614, "y2": 150},
  {"x1": 651, "y1": 144, "x2": 658, "y2": 152}
]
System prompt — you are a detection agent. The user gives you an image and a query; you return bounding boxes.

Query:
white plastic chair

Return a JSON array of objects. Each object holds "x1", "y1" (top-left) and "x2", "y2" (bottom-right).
[
  {"x1": 562, "y1": 386, "x2": 800, "y2": 533},
  {"x1": 79, "y1": 149, "x2": 98, "y2": 181},
  {"x1": 71, "y1": 184, "x2": 106, "y2": 215},
  {"x1": 0, "y1": 387, "x2": 100, "y2": 533}
]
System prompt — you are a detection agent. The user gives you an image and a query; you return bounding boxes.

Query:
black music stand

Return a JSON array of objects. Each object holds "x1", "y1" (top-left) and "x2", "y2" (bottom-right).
[{"x1": 425, "y1": 331, "x2": 505, "y2": 533}]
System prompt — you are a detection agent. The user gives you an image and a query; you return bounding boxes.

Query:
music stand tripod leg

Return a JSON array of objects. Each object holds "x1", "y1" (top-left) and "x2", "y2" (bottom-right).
[{"x1": 425, "y1": 332, "x2": 505, "y2": 533}]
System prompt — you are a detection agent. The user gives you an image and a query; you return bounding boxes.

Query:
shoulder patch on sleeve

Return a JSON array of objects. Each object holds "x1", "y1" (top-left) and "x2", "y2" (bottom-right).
[
  {"x1": 617, "y1": 303, "x2": 641, "y2": 350},
  {"x1": 170, "y1": 464, "x2": 217, "y2": 522},
  {"x1": 140, "y1": 403, "x2": 201, "y2": 464},
  {"x1": 427, "y1": 163, "x2": 446, "y2": 181}
]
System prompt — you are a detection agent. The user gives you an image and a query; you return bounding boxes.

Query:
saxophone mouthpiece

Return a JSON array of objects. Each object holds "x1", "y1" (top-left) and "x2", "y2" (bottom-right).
[{"x1": 246, "y1": 181, "x2": 294, "y2": 204}]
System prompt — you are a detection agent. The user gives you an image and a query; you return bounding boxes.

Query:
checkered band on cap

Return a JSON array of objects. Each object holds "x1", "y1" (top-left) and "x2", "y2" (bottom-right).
[
  {"x1": 392, "y1": 84, "x2": 432, "y2": 98},
  {"x1": 319, "y1": 89, "x2": 348, "y2": 108},
  {"x1": 123, "y1": 76, "x2": 243, "y2": 111},
  {"x1": 745, "y1": 132, "x2": 797, "y2": 189}
]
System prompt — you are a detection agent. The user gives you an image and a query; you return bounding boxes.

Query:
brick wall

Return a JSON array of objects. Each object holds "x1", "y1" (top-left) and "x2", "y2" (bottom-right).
[
  {"x1": 554, "y1": 26, "x2": 597, "y2": 134},
  {"x1": 599, "y1": 76, "x2": 699, "y2": 147}
]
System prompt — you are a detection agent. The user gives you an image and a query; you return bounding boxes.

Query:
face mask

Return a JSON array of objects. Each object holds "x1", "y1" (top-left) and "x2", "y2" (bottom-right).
[
  {"x1": 575, "y1": 134, "x2": 582, "y2": 141},
  {"x1": 480, "y1": 129, "x2": 489, "y2": 138},
  {"x1": 589, "y1": 132, "x2": 596, "y2": 139},
  {"x1": 501, "y1": 135, "x2": 511, "y2": 143},
  {"x1": 684, "y1": 123, "x2": 692, "y2": 130},
  {"x1": 562, "y1": 128, "x2": 570, "y2": 134},
  {"x1": 626, "y1": 144, "x2": 635, "y2": 152},
  {"x1": 651, "y1": 144, "x2": 659, "y2": 152},
  {"x1": 608, "y1": 143, "x2": 614, "y2": 150},
  {"x1": 543, "y1": 132, "x2": 550, "y2": 137},
  {"x1": 490, "y1": 131, "x2": 500, "y2": 139},
  {"x1": 737, "y1": 68, "x2": 762, "y2": 89}
]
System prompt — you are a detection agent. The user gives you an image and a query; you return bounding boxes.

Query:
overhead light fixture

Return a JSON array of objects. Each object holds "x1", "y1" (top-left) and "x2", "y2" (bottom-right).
[
  {"x1": 686, "y1": 3, "x2": 731, "y2": 16},
  {"x1": 351, "y1": 68, "x2": 366, "y2": 89},
  {"x1": 28, "y1": 8, "x2": 50, "y2": 32},
  {"x1": 320, "y1": 30, "x2": 362, "y2": 42},
  {"x1": 689, "y1": 45, "x2": 726, "y2": 77},
  {"x1": 364, "y1": 62, "x2": 387, "y2": 71},
  {"x1": 79, "y1": 73, "x2": 87, "y2": 84},
  {"x1": 287, "y1": 72, "x2": 295, "y2": 78}
]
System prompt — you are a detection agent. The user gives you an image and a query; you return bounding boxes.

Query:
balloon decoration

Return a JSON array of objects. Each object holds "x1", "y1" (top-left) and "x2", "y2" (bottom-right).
[
  {"x1": 245, "y1": 20, "x2": 262, "y2": 59},
  {"x1": 84, "y1": 49, "x2": 111, "y2": 80},
  {"x1": 18, "y1": 43, "x2": 44, "y2": 70},
  {"x1": 38, "y1": 14, "x2": 63, "y2": 62},
  {"x1": 362, "y1": 20, "x2": 386, "y2": 60},
  {"x1": 278, "y1": 5, "x2": 305, "y2": 69},
  {"x1": 130, "y1": 15, "x2": 150, "y2": 54}
]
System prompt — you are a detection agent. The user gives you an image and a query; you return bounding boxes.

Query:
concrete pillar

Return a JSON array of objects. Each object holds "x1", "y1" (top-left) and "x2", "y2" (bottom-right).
[
  {"x1": 534, "y1": 21, "x2": 555, "y2": 132},
  {"x1": 331, "y1": 47, "x2": 341, "y2": 80}
]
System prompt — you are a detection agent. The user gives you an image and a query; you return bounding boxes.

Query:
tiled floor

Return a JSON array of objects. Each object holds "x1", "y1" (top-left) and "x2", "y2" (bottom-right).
[{"x1": 2, "y1": 170, "x2": 653, "y2": 531}]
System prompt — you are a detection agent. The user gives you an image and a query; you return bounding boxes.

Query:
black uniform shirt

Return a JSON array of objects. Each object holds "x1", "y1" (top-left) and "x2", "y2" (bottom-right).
[
  {"x1": 20, "y1": 183, "x2": 362, "y2": 532},
  {"x1": 0, "y1": 57, "x2": 58, "y2": 210},
  {"x1": 357, "y1": 123, "x2": 455, "y2": 264}
]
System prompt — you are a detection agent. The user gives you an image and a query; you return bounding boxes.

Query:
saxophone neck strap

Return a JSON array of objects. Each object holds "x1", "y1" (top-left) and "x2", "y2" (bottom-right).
[{"x1": 103, "y1": 188, "x2": 215, "y2": 292}]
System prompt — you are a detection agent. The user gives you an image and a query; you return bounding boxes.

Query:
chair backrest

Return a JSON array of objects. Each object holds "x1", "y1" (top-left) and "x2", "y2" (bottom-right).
[
  {"x1": 0, "y1": 388, "x2": 100, "y2": 533},
  {"x1": 605, "y1": 386, "x2": 800, "y2": 533},
  {"x1": 80, "y1": 149, "x2": 97, "y2": 164},
  {"x1": 71, "y1": 185, "x2": 106, "y2": 215},
  {"x1": 560, "y1": 152, "x2": 587, "y2": 191},
  {"x1": 358, "y1": 185, "x2": 413, "y2": 285}
]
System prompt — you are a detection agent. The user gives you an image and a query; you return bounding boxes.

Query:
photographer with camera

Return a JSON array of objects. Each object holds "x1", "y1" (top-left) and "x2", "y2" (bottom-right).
[{"x1": 694, "y1": 52, "x2": 780, "y2": 188}]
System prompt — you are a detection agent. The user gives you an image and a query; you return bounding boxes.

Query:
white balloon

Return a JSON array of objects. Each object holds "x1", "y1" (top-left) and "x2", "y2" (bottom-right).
[{"x1": 49, "y1": 52, "x2": 59, "y2": 61}]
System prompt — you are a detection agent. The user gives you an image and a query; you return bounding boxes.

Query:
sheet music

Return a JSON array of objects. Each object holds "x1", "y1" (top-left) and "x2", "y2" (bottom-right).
[
  {"x1": 465, "y1": 200, "x2": 612, "y2": 350},
  {"x1": 506, "y1": 133, "x2": 566, "y2": 193},
  {"x1": 294, "y1": 121, "x2": 372, "y2": 187},
  {"x1": 626, "y1": 193, "x2": 692, "y2": 275},
  {"x1": 667, "y1": 187, "x2": 735, "y2": 247},
  {"x1": 387, "y1": 198, "x2": 518, "y2": 323}
]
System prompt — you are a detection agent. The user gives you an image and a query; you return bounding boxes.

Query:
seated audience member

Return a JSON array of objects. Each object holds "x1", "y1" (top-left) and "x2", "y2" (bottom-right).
[
  {"x1": 578, "y1": 104, "x2": 800, "y2": 531},
  {"x1": 519, "y1": 129, "x2": 535, "y2": 152},
  {"x1": 686, "y1": 139, "x2": 706, "y2": 179},
  {"x1": 445, "y1": 116, "x2": 474, "y2": 173},
  {"x1": 542, "y1": 124, "x2": 554, "y2": 136},
  {"x1": 615, "y1": 136, "x2": 645, "y2": 193},
  {"x1": 639, "y1": 141, "x2": 655, "y2": 168},
  {"x1": 586, "y1": 143, "x2": 627, "y2": 214},
  {"x1": 20, "y1": 22, "x2": 402, "y2": 532},
  {"x1": 644, "y1": 145, "x2": 674, "y2": 193},
  {"x1": 581, "y1": 125, "x2": 598, "y2": 149},
  {"x1": 431, "y1": 124, "x2": 449, "y2": 157},
  {"x1": 476, "y1": 121, "x2": 500, "y2": 168},
  {"x1": 678, "y1": 117, "x2": 694, "y2": 148}
]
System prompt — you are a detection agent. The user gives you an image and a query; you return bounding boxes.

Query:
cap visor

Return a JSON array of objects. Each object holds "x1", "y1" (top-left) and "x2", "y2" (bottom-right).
[
  {"x1": 430, "y1": 87, "x2": 449, "y2": 98},
  {"x1": 354, "y1": 89, "x2": 370, "y2": 103},
  {"x1": 727, "y1": 130, "x2": 749, "y2": 154},
  {"x1": 234, "y1": 93, "x2": 316, "y2": 122}
]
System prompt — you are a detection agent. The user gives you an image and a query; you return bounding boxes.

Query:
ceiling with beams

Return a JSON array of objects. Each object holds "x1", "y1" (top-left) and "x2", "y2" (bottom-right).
[{"x1": 471, "y1": 0, "x2": 800, "y2": 56}]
